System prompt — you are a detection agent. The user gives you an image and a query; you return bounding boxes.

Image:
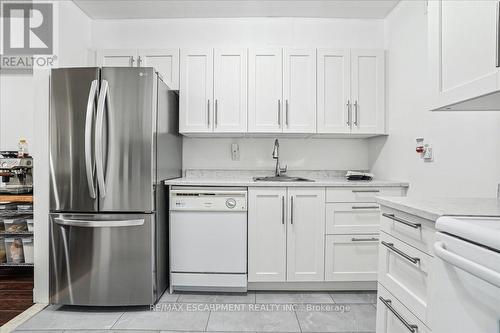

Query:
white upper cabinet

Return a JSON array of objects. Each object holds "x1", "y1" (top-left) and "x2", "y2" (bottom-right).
[
  {"x1": 317, "y1": 49, "x2": 351, "y2": 134},
  {"x1": 283, "y1": 49, "x2": 317, "y2": 133},
  {"x1": 97, "y1": 49, "x2": 138, "y2": 67},
  {"x1": 97, "y1": 49, "x2": 180, "y2": 89},
  {"x1": 179, "y1": 48, "x2": 214, "y2": 133},
  {"x1": 248, "y1": 48, "x2": 283, "y2": 133},
  {"x1": 286, "y1": 187, "x2": 326, "y2": 282},
  {"x1": 213, "y1": 48, "x2": 248, "y2": 133},
  {"x1": 428, "y1": 0, "x2": 500, "y2": 111},
  {"x1": 350, "y1": 49, "x2": 385, "y2": 134},
  {"x1": 138, "y1": 49, "x2": 179, "y2": 89}
]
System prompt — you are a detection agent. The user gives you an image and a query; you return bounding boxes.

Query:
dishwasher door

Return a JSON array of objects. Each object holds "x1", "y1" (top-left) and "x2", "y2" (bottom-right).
[
  {"x1": 170, "y1": 210, "x2": 247, "y2": 273},
  {"x1": 49, "y1": 213, "x2": 155, "y2": 306}
]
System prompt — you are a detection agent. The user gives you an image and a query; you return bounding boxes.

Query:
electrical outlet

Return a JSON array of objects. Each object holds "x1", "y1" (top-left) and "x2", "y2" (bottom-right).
[{"x1": 231, "y1": 143, "x2": 240, "y2": 161}]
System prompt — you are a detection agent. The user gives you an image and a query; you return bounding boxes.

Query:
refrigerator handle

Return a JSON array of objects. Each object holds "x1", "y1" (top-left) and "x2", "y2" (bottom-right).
[
  {"x1": 54, "y1": 217, "x2": 144, "y2": 228},
  {"x1": 85, "y1": 80, "x2": 98, "y2": 199},
  {"x1": 95, "y1": 80, "x2": 109, "y2": 198}
]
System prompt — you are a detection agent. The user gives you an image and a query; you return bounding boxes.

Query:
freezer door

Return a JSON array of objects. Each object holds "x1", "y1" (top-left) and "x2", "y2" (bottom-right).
[
  {"x1": 97, "y1": 67, "x2": 156, "y2": 212},
  {"x1": 50, "y1": 68, "x2": 100, "y2": 212},
  {"x1": 49, "y1": 213, "x2": 155, "y2": 306}
]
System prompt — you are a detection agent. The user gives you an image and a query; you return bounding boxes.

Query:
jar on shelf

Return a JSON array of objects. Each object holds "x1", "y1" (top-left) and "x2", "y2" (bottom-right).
[{"x1": 17, "y1": 139, "x2": 29, "y2": 158}]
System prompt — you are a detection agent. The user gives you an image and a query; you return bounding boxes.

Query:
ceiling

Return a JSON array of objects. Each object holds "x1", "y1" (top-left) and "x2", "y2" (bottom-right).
[{"x1": 73, "y1": 0, "x2": 400, "y2": 19}]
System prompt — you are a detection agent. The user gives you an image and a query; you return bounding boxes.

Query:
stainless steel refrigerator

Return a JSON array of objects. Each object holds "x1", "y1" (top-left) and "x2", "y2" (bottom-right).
[{"x1": 49, "y1": 67, "x2": 182, "y2": 306}]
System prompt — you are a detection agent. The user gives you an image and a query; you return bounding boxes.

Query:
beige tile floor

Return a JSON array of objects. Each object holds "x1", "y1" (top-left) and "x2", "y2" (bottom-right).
[{"x1": 14, "y1": 291, "x2": 377, "y2": 333}]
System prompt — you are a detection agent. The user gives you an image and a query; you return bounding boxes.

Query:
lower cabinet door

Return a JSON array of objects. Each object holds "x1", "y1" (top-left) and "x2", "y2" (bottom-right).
[
  {"x1": 376, "y1": 284, "x2": 430, "y2": 333},
  {"x1": 248, "y1": 187, "x2": 287, "y2": 282},
  {"x1": 287, "y1": 187, "x2": 326, "y2": 281},
  {"x1": 325, "y1": 234, "x2": 379, "y2": 281}
]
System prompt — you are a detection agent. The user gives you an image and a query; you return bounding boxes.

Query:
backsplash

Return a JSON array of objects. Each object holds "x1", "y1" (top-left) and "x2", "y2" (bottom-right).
[{"x1": 182, "y1": 137, "x2": 370, "y2": 172}]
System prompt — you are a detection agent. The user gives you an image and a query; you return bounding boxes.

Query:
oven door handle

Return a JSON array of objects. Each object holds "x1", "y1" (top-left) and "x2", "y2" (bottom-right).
[{"x1": 434, "y1": 241, "x2": 500, "y2": 288}]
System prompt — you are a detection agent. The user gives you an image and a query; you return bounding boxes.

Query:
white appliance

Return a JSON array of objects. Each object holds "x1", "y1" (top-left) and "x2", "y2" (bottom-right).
[
  {"x1": 169, "y1": 187, "x2": 248, "y2": 292},
  {"x1": 430, "y1": 216, "x2": 500, "y2": 333}
]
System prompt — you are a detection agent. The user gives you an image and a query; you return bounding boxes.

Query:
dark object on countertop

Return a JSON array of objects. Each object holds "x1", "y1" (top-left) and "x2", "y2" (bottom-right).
[{"x1": 346, "y1": 171, "x2": 374, "y2": 181}]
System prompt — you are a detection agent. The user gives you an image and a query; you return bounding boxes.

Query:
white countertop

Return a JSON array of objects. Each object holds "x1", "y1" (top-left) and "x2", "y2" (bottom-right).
[
  {"x1": 376, "y1": 196, "x2": 500, "y2": 221},
  {"x1": 165, "y1": 177, "x2": 408, "y2": 187}
]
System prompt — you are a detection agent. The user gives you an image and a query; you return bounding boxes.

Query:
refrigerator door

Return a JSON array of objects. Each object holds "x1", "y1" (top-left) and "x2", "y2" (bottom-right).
[
  {"x1": 97, "y1": 67, "x2": 156, "y2": 212},
  {"x1": 49, "y1": 213, "x2": 155, "y2": 306},
  {"x1": 50, "y1": 68, "x2": 100, "y2": 212}
]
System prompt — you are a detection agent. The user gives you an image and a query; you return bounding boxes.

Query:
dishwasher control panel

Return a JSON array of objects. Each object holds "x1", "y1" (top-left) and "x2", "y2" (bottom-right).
[{"x1": 170, "y1": 188, "x2": 247, "y2": 211}]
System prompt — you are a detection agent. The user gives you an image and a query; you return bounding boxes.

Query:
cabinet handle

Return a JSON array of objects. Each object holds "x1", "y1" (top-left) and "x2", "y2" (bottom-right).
[
  {"x1": 382, "y1": 213, "x2": 421, "y2": 229},
  {"x1": 285, "y1": 100, "x2": 289, "y2": 126},
  {"x1": 351, "y1": 205, "x2": 380, "y2": 210},
  {"x1": 290, "y1": 196, "x2": 294, "y2": 224},
  {"x1": 215, "y1": 99, "x2": 218, "y2": 127},
  {"x1": 137, "y1": 56, "x2": 142, "y2": 67},
  {"x1": 278, "y1": 100, "x2": 281, "y2": 126},
  {"x1": 496, "y1": 1, "x2": 500, "y2": 67},
  {"x1": 379, "y1": 297, "x2": 418, "y2": 333},
  {"x1": 346, "y1": 100, "x2": 351, "y2": 126},
  {"x1": 353, "y1": 100, "x2": 359, "y2": 126},
  {"x1": 281, "y1": 196, "x2": 285, "y2": 225},
  {"x1": 351, "y1": 237, "x2": 379, "y2": 242},
  {"x1": 351, "y1": 189, "x2": 380, "y2": 193},
  {"x1": 381, "y1": 241, "x2": 420, "y2": 264},
  {"x1": 207, "y1": 100, "x2": 210, "y2": 128}
]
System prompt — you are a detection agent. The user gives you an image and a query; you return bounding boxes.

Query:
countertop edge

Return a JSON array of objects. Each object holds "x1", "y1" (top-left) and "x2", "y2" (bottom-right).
[
  {"x1": 375, "y1": 197, "x2": 441, "y2": 221},
  {"x1": 163, "y1": 179, "x2": 410, "y2": 187}
]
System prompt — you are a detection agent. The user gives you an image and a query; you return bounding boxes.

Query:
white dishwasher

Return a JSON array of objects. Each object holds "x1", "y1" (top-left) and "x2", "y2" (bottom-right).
[{"x1": 170, "y1": 187, "x2": 248, "y2": 292}]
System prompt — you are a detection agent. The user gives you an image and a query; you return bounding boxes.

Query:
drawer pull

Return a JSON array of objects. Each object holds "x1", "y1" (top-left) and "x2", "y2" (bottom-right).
[
  {"x1": 382, "y1": 213, "x2": 421, "y2": 229},
  {"x1": 351, "y1": 189, "x2": 380, "y2": 193},
  {"x1": 381, "y1": 241, "x2": 420, "y2": 264},
  {"x1": 352, "y1": 205, "x2": 379, "y2": 210},
  {"x1": 379, "y1": 297, "x2": 418, "y2": 333},
  {"x1": 351, "y1": 237, "x2": 379, "y2": 242}
]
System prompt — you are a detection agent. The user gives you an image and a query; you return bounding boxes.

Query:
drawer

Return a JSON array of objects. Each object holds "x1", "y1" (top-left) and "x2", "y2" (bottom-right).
[
  {"x1": 325, "y1": 234, "x2": 379, "y2": 282},
  {"x1": 378, "y1": 232, "x2": 431, "y2": 324},
  {"x1": 326, "y1": 187, "x2": 405, "y2": 203},
  {"x1": 376, "y1": 283, "x2": 431, "y2": 333},
  {"x1": 380, "y1": 207, "x2": 435, "y2": 255},
  {"x1": 326, "y1": 203, "x2": 380, "y2": 234}
]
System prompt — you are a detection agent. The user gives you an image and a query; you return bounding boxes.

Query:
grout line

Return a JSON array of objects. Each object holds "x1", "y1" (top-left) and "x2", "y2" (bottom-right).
[
  {"x1": 109, "y1": 311, "x2": 126, "y2": 329},
  {"x1": 294, "y1": 309, "x2": 303, "y2": 333},
  {"x1": 204, "y1": 310, "x2": 212, "y2": 331}
]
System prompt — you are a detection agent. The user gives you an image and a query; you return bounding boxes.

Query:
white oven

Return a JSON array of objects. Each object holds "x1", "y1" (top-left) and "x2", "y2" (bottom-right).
[
  {"x1": 430, "y1": 216, "x2": 500, "y2": 333},
  {"x1": 169, "y1": 187, "x2": 248, "y2": 292}
]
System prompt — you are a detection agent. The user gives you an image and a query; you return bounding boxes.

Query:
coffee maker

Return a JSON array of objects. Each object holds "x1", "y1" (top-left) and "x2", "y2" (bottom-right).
[{"x1": 0, "y1": 151, "x2": 33, "y2": 194}]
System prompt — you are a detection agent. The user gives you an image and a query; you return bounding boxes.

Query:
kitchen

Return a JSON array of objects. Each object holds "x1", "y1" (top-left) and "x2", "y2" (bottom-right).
[{"x1": 0, "y1": 0, "x2": 499, "y2": 332}]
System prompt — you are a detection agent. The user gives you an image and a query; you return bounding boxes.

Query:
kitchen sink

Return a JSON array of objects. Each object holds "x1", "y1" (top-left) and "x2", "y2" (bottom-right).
[{"x1": 253, "y1": 176, "x2": 314, "y2": 182}]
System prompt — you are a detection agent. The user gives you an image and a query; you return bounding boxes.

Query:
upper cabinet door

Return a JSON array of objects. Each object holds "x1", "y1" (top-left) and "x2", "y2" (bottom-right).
[
  {"x1": 287, "y1": 187, "x2": 325, "y2": 282},
  {"x1": 428, "y1": 0, "x2": 500, "y2": 110},
  {"x1": 97, "y1": 49, "x2": 138, "y2": 67},
  {"x1": 138, "y1": 49, "x2": 179, "y2": 90},
  {"x1": 179, "y1": 48, "x2": 214, "y2": 133},
  {"x1": 283, "y1": 49, "x2": 317, "y2": 133},
  {"x1": 317, "y1": 49, "x2": 351, "y2": 134},
  {"x1": 350, "y1": 49, "x2": 385, "y2": 135},
  {"x1": 248, "y1": 48, "x2": 283, "y2": 133},
  {"x1": 213, "y1": 48, "x2": 248, "y2": 133}
]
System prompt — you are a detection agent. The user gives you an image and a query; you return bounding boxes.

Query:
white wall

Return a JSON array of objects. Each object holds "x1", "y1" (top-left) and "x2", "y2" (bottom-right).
[
  {"x1": 92, "y1": 17, "x2": 384, "y2": 49},
  {"x1": 183, "y1": 138, "x2": 369, "y2": 171},
  {"x1": 92, "y1": 17, "x2": 384, "y2": 171},
  {"x1": 368, "y1": 0, "x2": 500, "y2": 198}
]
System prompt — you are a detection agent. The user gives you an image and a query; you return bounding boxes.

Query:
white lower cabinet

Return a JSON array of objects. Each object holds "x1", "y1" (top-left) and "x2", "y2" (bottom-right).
[
  {"x1": 325, "y1": 234, "x2": 379, "y2": 282},
  {"x1": 377, "y1": 284, "x2": 430, "y2": 333},
  {"x1": 248, "y1": 187, "x2": 325, "y2": 282},
  {"x1": 326, "y1": 203, "x2": 381, "y2": 234},
  {"x1": 286, "y1": 187, "x2": 325, "y2": 281},
  {"x1": 248, "y1": 187, "x2": 287, "y2": 282}
]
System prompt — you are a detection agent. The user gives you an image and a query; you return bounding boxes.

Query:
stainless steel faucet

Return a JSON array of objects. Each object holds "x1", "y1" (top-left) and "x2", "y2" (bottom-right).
[{"x1": 272, "y1": 139, "x2": 287, "y2": 177}]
